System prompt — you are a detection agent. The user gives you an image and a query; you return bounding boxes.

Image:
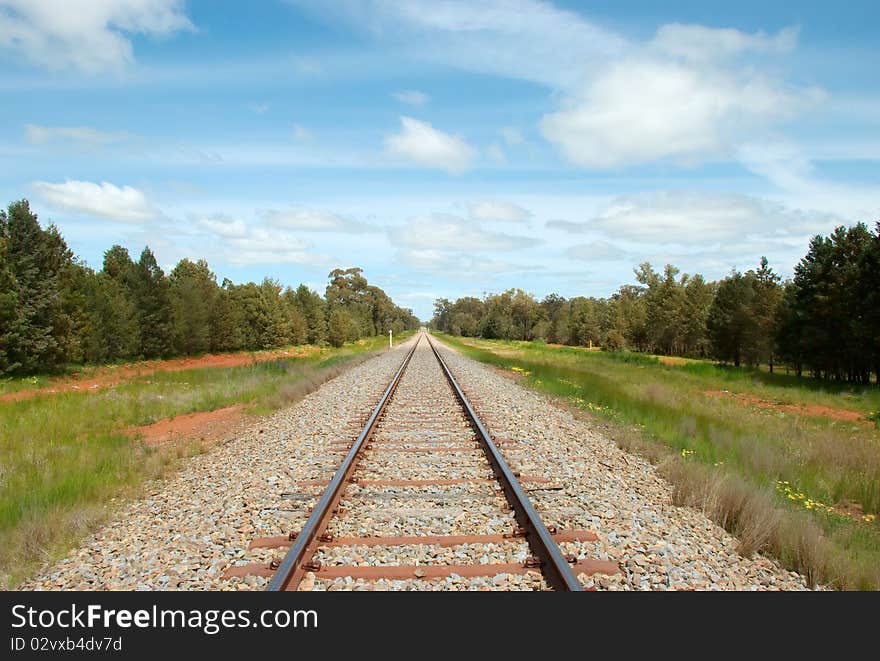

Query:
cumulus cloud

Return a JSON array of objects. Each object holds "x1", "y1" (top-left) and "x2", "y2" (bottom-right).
[
  {"x1": 385, "y1": 116, "x2": 477, "y2": 174},
  {"x1": 294, "y1": 3, "x2": 824, "y2": 174},
  {"x1": 0, "y1": 0, "x2": 193, "y2": 73},
  {"x1": 192, "y1": 213, "x2": 330, "y2": 267},
  {"x1": 651, "y1": 24, "x2": 798, "y2": 62},
  {"x1": 545, "y1": 219, "x2": 589, "y2": 233},
  {"x1": 568, "y1": 191, "x2": 837, "y2": 246},
  {"x1": 390, "y1": 213, "x2": 537, "y2": 251},
  {"x1": 262, "y1": 209, "x2": 376, "y2": 233},
  {"x1": 397, "y1": 248, "x2": 543, "y2": 278},
  {"x1": 392, "y1": 90, "x2": 429, "y2": 106},
  {"x1": 197, "y1": 214, "x2": 248, "y2": 238},
  {"x1": 33, "y1": 179, "x2": 157, "y2": 222},
  {"x1": 224, "y1": 228, "x2": 322, "y2": 267},
  {"x1": 566, "y1": 241, "x2": 632, "y2": 261},
  {"x1": 540, "y1": 38, "x2": 821, "y2": 169},
  {"x1": 24, "y1": 124, "x2": 128, "y2": 149},
  {"x1": 469, "y1": 200, "x2": 532, "y2": 223}
]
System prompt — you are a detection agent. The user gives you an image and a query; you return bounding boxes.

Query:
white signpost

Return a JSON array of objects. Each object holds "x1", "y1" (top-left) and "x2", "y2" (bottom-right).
[{"x1": 389, "y1": 329, "x2": 393, "y2": 349}]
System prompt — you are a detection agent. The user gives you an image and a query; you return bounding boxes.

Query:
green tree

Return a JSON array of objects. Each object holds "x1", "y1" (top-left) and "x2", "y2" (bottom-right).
[
  {"x1": 539, "y1": 294, "x2": 568, "y2": 344},
  {"x1": 707, "y1": 270, "x2": 757, "y2": 367},
  {"x1": 82, "y1": 272, "x2": 140, "y2": 362},
  {"x1": 282, "y1": 287, "x2": 308, "y2": 345},
  {"x1": 102, "y1": 244, "x2": 136, "y2": 283},
  {"x1": 752, "y1": 257, "x2": 782, "y2": 371},
  {"x1": 0, "y1": 200, "x2": 73, "y2": 372},
  {"x1": 568, "y1": 297, "x2": 602, "y2": 347},
  {"x1": 132, "y1": 247, "x2": 175, "y2": 358},
  {"x1": 0, "y1": 234, "x2": 22, "y2": 373},
  {"x1": 327, "y1": 307, "x2": 351, "y2": 347},
  {"x1": 294, "y1": 284, "x2": 328, "y2": 344},
  {"x1": 170, "y1": 258, "x2": 217, "y2": 355},
  {"x1": 209, "y1": 280, "x2": 243, "y2": 352}
]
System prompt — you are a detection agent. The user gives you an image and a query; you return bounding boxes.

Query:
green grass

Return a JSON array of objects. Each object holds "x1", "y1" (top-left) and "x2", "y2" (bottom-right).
[
  {"x1": 438, "y1": 334, "x2": 880, "y2": 590},
  {"x1": 0, "y1": 332, "x2": 412, "y2": 588}
]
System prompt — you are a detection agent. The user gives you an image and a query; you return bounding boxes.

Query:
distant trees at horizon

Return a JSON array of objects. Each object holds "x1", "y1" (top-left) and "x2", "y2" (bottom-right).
[
  {"x1": 0, "y1": 199, "x2": 420, "y2": 375},
  {"x1": 431, "y1": 220, "x2": 880, "y2": 385}
]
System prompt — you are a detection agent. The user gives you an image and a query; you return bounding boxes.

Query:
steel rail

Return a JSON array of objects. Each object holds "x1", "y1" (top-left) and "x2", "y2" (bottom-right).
[
  {"x1": 425, "y1": 333, "x2": 584, "y2": 591},
  {"x1": 267, "y1": 334, "x2": 422, "y2": 591}
]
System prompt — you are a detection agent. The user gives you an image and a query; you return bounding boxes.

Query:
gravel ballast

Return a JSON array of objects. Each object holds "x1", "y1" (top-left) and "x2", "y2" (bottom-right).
[{"x1": 21, "y1": 334, "x2": 813, "y2": 591}]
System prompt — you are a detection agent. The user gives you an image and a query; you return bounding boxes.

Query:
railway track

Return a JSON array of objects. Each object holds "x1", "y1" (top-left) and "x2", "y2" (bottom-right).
[{"x1": 226, "y1": 331, "x2": 620, "y2": 591}]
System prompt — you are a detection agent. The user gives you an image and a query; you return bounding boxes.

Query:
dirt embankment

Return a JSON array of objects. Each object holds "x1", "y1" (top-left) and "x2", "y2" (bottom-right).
[
  {"x1": 124, "y1": 405, "x2": 251, "y2": 448},
  {"x1": 1, "y1": 346, "x2": 321, "y2": 404},
  {"x1": 704, "y1": 390, "x2": 868, "y2": 424}
]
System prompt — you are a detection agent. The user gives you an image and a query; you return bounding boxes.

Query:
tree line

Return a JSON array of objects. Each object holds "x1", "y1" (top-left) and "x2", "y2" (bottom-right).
[
  {"x1": 0, "y1": 200, "x2": 419, "y2": 375},
  {"x1": 431, "y1": 221, "x2": 880, "y2": 384}
]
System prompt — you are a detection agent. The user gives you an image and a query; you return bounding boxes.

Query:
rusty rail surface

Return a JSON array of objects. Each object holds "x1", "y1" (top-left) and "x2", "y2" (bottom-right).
[{"x1": 265, "y1": 331, "x2": 585, "y2": 591}]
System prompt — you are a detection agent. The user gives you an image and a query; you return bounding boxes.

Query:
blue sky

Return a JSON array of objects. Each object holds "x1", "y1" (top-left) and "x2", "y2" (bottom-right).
[{"x1": 1, "y1": 0, "x2": 877, "y2": 320}]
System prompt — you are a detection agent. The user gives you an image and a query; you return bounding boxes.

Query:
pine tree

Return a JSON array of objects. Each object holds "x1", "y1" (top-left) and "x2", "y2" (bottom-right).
[
  {"x1": 0, "y1": 234, "x2": 23, "y2": 374},
  {"x1": 82, "y1": 272, "x2": 140, "y2": 362},
  {"x1": 707, "y1": 270, "x2": 757, "y2": 367},
  {"x1": 132, "y1": 247, "x2": 175, "y2": 359},
  {"x1": 327, "y1": 308, "x2": 351, "y2": 347},
  {"x1": 210, "y1": 280, "x2": 243, "y2": 352},
  {"x1": 294, "y1": 284, "x2": 327, "y2": 344},
  {"x1": 752, "y1": 257, "x2": 782, "y2": 372},
  {"x1": 170, "y1": 259, "x2": 217, "y2": 355},
  {"x1": 1, "y1": 200, "x2": 72, "y2": 372}
]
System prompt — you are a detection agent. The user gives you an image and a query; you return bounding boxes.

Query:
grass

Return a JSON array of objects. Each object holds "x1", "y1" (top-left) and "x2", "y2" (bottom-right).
[
  {"x1": 438, "y1": 334, "x2": 880, "y2": 590},
  {"x1": 0, "y1": 332, "x2": 413, "y2": 588}
]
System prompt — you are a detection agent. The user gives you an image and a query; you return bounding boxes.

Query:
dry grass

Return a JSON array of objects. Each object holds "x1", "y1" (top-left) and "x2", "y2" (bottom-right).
[
  {"x1": 258, "y1": 352, "x2": 380, "y2": 411},
  {"x1": 1, "y1": 334, "x2": 404, "y2": 589},
  {"x1": 442, "y1": 334, "x2": 880, "y2": 590},
  {"x1": 1, "y1": 440, "x2": 199, "y2": 589}
]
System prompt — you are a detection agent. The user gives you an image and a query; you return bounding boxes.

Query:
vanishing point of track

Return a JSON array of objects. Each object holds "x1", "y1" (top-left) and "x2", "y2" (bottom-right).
[{"x1": 226, "y1": 331, "x2": 620, "y2": 591}]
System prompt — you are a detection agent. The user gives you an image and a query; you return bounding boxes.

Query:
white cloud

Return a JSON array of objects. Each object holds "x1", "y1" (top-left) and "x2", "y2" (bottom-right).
[
  {"x1": 296, "y1": 0, "x2": 626, "y2": 88},
  {"x1": 390, "y1": 213, "x2": 537, "y2": 251},
  {"x1": 578, "y1": 191, "x2": 838, "y2": 246},
  {"x1": 385, "y1": 116, "x2": 477, "y2": 174},
  {"x1": 197, "y1": 214, "x2": 248, "y2": 238},
  {"x1": 737, "y1": 141, "x2": 880, "y2": 221},
  {"x1": 225, "y1": 228, "x2": 323, "y2": 267},
  {"x1": 24, "y1": 123, "x2": 128, "y2": 148},
  {"x1": 262, "y1": 209, "x2": 376, "y2": 233},
  {"x1": 0, "y1": 0, "x2": 193, "y2": 73},
  {"x1": 33, "y1": 179, "x2": 157, "y2": 222},
  {"x1": 397, "y1": 248, "x2": 542, "y2": 277},
  {"x1": 248, "y1": 102, "x2": 270, "y2": 114},
  {"x1": 566, "y1": 241, "x2": 631, "y2": 261},
  {"x1": 545, "y1": 219, "x2": 589, "y2": 233},
  {"x1": 469, "y1": 200, "x2": 532, "y2": 223},
  {"x1": 295, "y1": 3, "x2": 820, "y2": 172},
  {"x1": 540, "y1": 44, "x2": 821, "y2": 169},
  {"x1": 651, "y1": 24, "x2": 798, "y2": 62},
  {"x1": 392, "y1": 90, "x2": 429, "y2": 106}
]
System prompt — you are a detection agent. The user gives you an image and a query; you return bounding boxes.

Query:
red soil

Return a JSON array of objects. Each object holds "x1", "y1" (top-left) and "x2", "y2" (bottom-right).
[
  {"x1": 0, "y1": 346, "x2": 321, "y2": 404},
  {"x1": 124, "y1": 404, "x2": 249, "y2": 448},
  {"x1": 703, "y1": 390, "x2": 867, "y2": 424}
]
